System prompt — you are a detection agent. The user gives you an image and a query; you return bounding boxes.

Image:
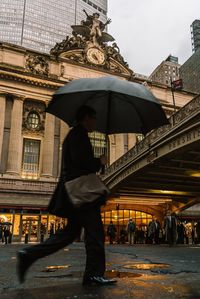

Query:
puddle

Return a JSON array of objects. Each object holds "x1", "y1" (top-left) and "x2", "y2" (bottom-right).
[
  {"x1": 124, "y1": 263, "x2": 170, "y2": 270},
  {"x1": 42, "y1": 265, "x2": 71, "y2": 272},
  {"x1": 106, "y1": 270, "x2": 141, "y2": 278}
]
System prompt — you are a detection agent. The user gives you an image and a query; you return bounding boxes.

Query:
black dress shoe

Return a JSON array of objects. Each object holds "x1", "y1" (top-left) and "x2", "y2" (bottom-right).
[
  {"x1": 82, "y1": 276, "x2": 117, "y2": 286},
  {"x1": 17, "y1": 250, "x2": 35, "y2": 284}
]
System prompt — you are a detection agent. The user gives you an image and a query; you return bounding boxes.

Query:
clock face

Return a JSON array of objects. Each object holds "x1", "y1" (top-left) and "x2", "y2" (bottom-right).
[{"x1": 86, "y1": 48, "x2": 105, "y2": 65}]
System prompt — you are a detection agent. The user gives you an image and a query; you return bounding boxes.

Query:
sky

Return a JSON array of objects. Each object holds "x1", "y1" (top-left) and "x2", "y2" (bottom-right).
[{"x1": 108, "y1": 0, "x2": 200, "y2": 76}]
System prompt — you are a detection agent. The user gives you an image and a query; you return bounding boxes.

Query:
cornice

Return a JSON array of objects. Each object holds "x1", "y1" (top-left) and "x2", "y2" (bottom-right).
[{"x1": 0, "y1": 69, "x2": 63, "y2": 89}]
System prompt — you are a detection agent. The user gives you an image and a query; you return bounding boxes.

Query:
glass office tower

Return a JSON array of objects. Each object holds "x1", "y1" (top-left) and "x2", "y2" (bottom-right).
[
  {"x1": 191, "y1": 19, "x2": 200, "y2": 53},
  {"x1": 0, "y1": 0, "x2": 107, "y2": 53}
]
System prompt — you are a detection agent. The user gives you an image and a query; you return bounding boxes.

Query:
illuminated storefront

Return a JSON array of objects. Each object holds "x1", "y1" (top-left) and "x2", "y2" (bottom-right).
[
  {"x1": 0, "y1": 208, "x2": 67, "y2": 243},
  {"x1": 0, "y1": 207, "x2": 153, "y2": 243}
]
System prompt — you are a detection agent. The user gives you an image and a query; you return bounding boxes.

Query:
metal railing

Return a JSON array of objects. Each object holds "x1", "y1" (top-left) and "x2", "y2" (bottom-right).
[{"x1": 103, "y1": 94, "x2": 200, "y2": 179}]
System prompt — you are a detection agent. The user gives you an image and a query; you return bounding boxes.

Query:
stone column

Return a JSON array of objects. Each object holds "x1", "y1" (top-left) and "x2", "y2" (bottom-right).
[
  {"x1": 58, "y1": 120, "x2": 70, "y2": 174},
  {"x1": 6, "y1": 97, "x2": 23, "y2": 175},
  {"x1": 0, "y1": 94, "x2": 6, "y2": 162},
  {"x1": 115, "y1": 134, "x2": 125, "y2": 160},
  {"x1": 41, "y1": 113, "x2": 55, "y2": 178},
  {"x1": 128, "y1": 133, "x2": 137, "y2": 149},
  {"x1": 109, "y1": 134, "x2": 116, "y2": 165},
  {"x1": 60, "y1": 120, "x2": 69, "y2": 144}
]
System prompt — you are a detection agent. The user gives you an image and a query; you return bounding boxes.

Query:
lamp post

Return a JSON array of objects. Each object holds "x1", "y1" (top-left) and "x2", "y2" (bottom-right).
[
  {"x1": 170, "y1": 77, "x2": 183, "y2": 125},
  {"x1": 116, "y1": 204, "x2": 120, "y2": 243}
]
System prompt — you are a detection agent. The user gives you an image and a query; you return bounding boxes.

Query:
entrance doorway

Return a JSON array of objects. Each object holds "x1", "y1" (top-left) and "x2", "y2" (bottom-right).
[
  {"x1": 101, "y1": 209, "x2": 153, "y2": 243},
  {"x1": 21, "y1": 216, "x2": 40, "y2": 242}
]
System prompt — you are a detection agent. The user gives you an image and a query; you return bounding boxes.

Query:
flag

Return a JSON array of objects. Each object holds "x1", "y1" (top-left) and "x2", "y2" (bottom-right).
[{"x1": 171, "y1": 79, "x2": 183, "y2": 90}]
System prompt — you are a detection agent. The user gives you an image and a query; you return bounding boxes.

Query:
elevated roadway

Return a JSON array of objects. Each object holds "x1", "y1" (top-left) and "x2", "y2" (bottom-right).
[{"x1": 103, "y1": 95, "x2": 200, "y2": 216}]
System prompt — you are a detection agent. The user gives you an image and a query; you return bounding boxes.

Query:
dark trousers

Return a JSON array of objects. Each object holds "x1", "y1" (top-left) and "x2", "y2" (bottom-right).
[
  {"x1": 167, "y1": 228, "x2": 176, "y2": 245},
  {"x1": 154, "y1": 230, "x2": 160, "y2": 244},
  {"x1": 25, "y1": 206, "x2": 105, "y2": 278}
]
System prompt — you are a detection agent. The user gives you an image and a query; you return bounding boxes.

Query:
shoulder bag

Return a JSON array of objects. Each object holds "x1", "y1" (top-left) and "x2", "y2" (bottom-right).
[{"x1": 64, "y1": 173, "x2": 110, "y2": 208}]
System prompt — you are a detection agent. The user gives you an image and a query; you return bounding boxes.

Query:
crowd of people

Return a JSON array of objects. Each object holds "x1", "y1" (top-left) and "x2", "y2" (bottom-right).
[{"x1": 106, "y1": 212, "x2": 200, "y2": 246}]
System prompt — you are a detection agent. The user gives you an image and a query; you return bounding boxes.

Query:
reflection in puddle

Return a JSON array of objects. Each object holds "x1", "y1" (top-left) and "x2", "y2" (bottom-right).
[
  {"x1": 42, "y1": 265, "x2": 71, "y2": 272},
  {"x1": 124, "y1": 263, "x2": 170, "y2": 270},
  {"x1": 106, "y1": 270, "x2": 141, "y2": 278}
]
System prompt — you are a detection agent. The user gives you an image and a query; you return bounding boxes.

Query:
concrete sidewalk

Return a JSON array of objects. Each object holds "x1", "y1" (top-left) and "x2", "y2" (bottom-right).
[{"x1": 0, "y1": 243, "x2": 200, "y2": 299}]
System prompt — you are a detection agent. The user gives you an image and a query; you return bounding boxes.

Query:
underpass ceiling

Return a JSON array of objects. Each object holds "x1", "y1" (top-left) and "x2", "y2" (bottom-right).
[{"x1": 110, "y1": 140, "x2": 200, "y2": 210}]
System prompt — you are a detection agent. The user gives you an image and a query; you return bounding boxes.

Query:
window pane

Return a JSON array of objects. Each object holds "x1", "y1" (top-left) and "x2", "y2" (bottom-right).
[
  {"x1": 88, "y1": 132, "x2": 108, "y2": 160},
  {"x1": 22, "y1": 139, "x2": 40, "y2": 179}
]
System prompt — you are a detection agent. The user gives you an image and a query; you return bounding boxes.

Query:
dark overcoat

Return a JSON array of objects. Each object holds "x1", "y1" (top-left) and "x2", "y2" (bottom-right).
[
  {"x1": 48, "y1": 124, "x2": 102, "y2": 218},
  {"x1": 164, "y1": 215, "x2": 177, "y2": 242}
]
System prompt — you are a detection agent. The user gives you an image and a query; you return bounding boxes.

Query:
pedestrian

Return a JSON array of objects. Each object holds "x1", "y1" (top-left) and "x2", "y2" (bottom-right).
[
  {"x1": 138, "y1": 228, "x2": 145, "y2": 244},
  {"x1": 127, "y1": 218, "x2": 136, "y2": 245},
  {"x1": 107, "y1": 221, "x2": 116, "y2": 244},
  {"x1": 49, "y1": 223, "x2": 55, "y2": 237},
  {"x1": 40, "y1": 223, "x2": 46, "y2": 243},
  {"x1": 0, "y1": 225, "x2": 3, "y2": 243},
  {"x1": 193, "y1": 223, "x2": 198, "y2": 244},
  {"x1": 3, "y1": 226, "x2": 10, "y2": 245},
  {"x1": 196, "y1": 221, "x2": 200, "y2": 244},
  {"x1": 148, "y1": 217, "x2": 161, "y2": 244},
  {"x1": 177, "y1": 221, "x2": 185, "y2": 244},
  {"x1": 119, "y1": 227, "x2": 127, "y2": 244},
  {"x1": 17, "y1": 105, "x2": 117, "y2": 286},
  {"x1": 164, "y1": 211, "x2": 177, "y2": 246}
]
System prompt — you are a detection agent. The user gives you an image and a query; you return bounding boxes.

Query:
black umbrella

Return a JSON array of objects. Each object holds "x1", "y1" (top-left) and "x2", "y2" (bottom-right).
[
  {"x1": 0, "y1": 222, "x2": 12, "y2": 225},
  {"x1": 46, "y1": 76, "x2": 169, "y2": 135}
]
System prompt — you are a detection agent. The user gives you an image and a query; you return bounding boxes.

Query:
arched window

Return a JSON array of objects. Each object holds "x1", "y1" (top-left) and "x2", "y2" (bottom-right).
[{"x1": 101, "y1": 209, "x2": 153, "y2": 231}]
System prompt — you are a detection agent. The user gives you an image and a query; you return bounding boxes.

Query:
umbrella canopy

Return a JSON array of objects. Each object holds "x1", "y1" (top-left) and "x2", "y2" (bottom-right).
[
  {"x1": 46, "y1": 76, "x2": 169, "y2": 134},
  {"x1": 0, "y1": 222, "x2": 12, "y2": 225}
]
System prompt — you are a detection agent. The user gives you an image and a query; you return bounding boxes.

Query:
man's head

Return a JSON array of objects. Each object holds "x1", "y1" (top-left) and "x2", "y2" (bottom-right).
[{"x1": 75, "y1": 105, "x2": 97, "y2": 132}]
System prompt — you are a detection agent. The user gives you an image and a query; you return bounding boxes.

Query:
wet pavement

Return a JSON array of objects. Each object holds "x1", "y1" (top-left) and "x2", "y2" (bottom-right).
[{"x1": 0, "y1": 242, "x2": 200, "y2": 298}]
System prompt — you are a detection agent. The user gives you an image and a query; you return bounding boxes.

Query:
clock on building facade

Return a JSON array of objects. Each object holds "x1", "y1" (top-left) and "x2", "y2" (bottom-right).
[{"x1": 86, "y1": 47, "x2": 105, "y2": 65}]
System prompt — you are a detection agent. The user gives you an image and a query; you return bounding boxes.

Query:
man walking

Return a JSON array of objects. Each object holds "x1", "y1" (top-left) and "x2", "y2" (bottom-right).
[
  {"x1": 164, "y1": 211, "x2": 177, "y2": 246},
  {"x1": 148, "y1": 217, "x2": 161, "y2": 244},
  {"x1": 127, "y1": 218, "x2": 136, "y2": 245},
  {"x1": 17, "y1": 105, "x2": 117, "y2": 286},
  {"x1": 107, "y1": 221, "x2": 117, "y2": 244}
]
